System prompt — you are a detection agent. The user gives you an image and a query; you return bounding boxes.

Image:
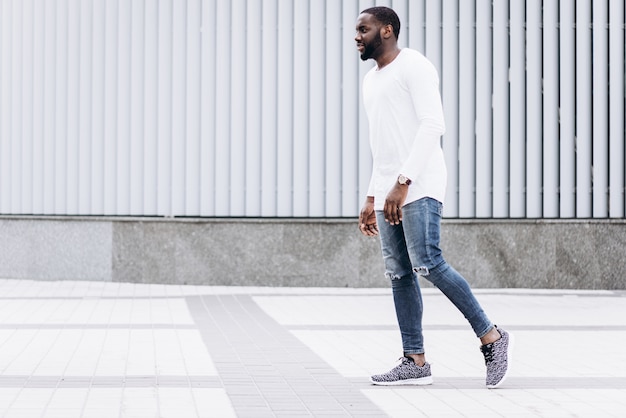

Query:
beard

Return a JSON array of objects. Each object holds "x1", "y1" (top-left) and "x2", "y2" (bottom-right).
[{"x1": 360, "y1": 32, "x2": 383, "y2": 61}]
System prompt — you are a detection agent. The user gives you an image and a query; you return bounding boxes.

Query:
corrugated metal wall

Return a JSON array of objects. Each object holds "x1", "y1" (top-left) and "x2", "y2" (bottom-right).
[{"x1": 1, "y1": 0, "x2": 624, "y2": 218}]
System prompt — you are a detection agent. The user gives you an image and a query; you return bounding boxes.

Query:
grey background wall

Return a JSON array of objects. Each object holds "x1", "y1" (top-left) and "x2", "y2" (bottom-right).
[
  {"x1": 1, "y1": 0, "x2": 625, "y2": 219},
  {"x1": 1, "y1": 1, "x2": 625, "y2": 288}
]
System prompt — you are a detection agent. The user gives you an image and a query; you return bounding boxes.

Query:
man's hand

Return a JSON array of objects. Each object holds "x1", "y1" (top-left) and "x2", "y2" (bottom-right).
[
  {"x1": 359, "y1": 197, "x2": 378, "y2": 236},
  {"x1": 383, "y1": 183, "x2": 409, "y2": 225}
]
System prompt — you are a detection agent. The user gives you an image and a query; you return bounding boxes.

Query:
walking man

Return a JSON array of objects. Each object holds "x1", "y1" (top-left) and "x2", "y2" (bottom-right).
[{"x1": 355, "y1": 6, "x2": 512, "y2": 388}]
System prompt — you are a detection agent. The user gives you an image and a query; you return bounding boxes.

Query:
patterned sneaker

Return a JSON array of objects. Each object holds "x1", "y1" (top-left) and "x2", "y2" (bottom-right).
[
  {"x1": 480, "y1": 327, "x2": 513, "y2": 388},
  {"x1": 370, "y1": 357, "x2": 433, "y2": 386}
]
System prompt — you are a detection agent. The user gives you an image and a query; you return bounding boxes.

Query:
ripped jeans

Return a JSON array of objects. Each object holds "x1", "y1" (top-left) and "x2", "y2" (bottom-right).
[{"x1": 376, "y1": 197, "x2": 493, "y2": 355}]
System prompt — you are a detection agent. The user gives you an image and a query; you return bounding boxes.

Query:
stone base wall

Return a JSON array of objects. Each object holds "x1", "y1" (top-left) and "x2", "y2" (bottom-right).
[{"x1": 1, "y1": 217, "x2": 624, "y2": 289}]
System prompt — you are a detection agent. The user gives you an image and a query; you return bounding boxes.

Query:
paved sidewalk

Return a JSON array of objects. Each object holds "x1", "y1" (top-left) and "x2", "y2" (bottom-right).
[{"x1": 0, "y1": 279, "x2": 624, "y2": 417}]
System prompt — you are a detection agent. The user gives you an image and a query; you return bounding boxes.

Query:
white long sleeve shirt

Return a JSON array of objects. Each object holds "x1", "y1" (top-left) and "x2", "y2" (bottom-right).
[{"x1": 363, "y1": 48, "x2": 447, "y2": 210}]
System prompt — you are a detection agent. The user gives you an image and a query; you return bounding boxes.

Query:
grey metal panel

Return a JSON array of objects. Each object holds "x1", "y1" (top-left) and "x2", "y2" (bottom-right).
[
  {"x1": 543, "y1": 0, "x2": 560, "y2": 218},
  {"x1": 276, "y1": 0, "x2": 294, "y2": 217},
  {"x1": 325, "y1": 0, "x2": 342, "y2": 217},
  {"x1": 608, "y1": 0, "x2": 625, "y2": 218},
  {"x1": 559, "y1": 1, "x2": 577, "y2": 219},
  {"x1": 576, "y1": 0, "x2": 593, "y2": 218},
  {"x1": 260, "y1": 0, "x2": 279, "y2": 217},
  {"x1": 341, "y1": 0, "x2": 360, "y2": 217},
  {"x1": 200, "y1": 0, "x2": 217, "y2": 216},
  {"x1": 475, "y1": 0, "x2": 492, "y2": 217},
  {"x1": 0, "y1": 0, "x2": 624, "y2": 220},
  {"x1": 509, "y1": 0, "x2": 526, "y2": 218},
  {"x1": 592, "y1": 0, "x2": 609, "y2": 218},
  {"x1": 293, "y1": 0, "x2": 310, "y2": 217},
  {"x1": 309, "y1": 0, "x2": 326, "y2": 217},
  {"x1": 244, "y1": 0, "x2": 262, "y2": 217},
  {"x1": 526, "y1": 0, "x2": 542, "y2": 218},
  {"x1": 458, "y1": 0, "x2": 476, "y2": 218},
  {"x1": 441, "y1": 0, "x2": 459, "y2": 217},
  {"x1": 213, "y1": 0, "x2": 230, "y2": 216},
  {"x1": 492, "y1": 0, "x2": 509, "y2": 218},
  {"x1": 229, "y1": 0, "x2": 246, "y2": 216}
]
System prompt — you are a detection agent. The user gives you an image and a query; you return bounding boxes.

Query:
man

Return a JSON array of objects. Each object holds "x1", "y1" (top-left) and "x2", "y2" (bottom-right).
[{"x1": 355, "y1": 6, "x2": 512, "y2": 388}]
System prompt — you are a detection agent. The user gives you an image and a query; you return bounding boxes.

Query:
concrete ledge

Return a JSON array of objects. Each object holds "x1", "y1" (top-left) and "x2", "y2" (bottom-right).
[
  {"x1": 0, "y1": 216, "x2": 624, "y2": 289},
  {"x1": 439, "y1": 219, "x2": 626, "y2": 289}
]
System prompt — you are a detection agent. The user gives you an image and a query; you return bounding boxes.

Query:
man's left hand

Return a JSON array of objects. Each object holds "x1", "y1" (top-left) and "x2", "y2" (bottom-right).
[{"x1": 383, "y1": 183, "x2": 409, "y2": 225}]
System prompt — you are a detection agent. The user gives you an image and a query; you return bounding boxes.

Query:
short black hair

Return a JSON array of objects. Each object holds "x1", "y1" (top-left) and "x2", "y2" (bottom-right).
[{"x1": 360, "y1": 6, "x2": 400, "y2": 39}]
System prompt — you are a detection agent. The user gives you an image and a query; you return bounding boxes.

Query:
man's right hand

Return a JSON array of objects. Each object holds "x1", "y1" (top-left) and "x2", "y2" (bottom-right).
[{"x1": 359, "y1": 197, "x2": 378, "y2": 236}]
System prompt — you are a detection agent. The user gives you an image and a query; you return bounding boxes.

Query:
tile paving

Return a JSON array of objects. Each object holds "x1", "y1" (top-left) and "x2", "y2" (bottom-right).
[{"x1": 0, "y1": 279, "x2": 624, "y2": 417}]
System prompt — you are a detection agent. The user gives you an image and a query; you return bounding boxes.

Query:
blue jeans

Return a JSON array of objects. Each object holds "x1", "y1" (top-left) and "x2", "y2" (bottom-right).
[{"x1": 376, "y1": 197, "x2": 493, "y2": 355}]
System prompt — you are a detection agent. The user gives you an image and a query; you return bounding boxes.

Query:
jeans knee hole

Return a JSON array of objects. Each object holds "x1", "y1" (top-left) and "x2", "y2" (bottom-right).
[
  {"x1": 385, "y1": 272, "x2": 402, "y2": 281},
  {"x1": 414, "y1": 266, "x2": 429, "y2": 277}
]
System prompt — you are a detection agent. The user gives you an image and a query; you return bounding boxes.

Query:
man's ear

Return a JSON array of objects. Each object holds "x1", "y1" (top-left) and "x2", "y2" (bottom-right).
[{"x1": 381, "y1": 24, "x2": 394, "y2": 39}]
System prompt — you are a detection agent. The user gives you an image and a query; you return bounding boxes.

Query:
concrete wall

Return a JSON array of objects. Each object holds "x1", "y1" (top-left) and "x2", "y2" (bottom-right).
[{"x1": 0, "y1": 217, "x2": 624, "y2": 289}]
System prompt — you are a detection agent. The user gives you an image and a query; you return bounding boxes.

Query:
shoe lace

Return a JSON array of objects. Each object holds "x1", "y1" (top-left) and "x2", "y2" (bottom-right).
[
  {"x1": 480, "y1": 344, "x2": 494, "y2": 364},
  {"x1": 390, "y1": 357, "x2": 413, "y2": 371},
  {"x1": 398, "y1": 356, "x2": 414, "y2": 365}
]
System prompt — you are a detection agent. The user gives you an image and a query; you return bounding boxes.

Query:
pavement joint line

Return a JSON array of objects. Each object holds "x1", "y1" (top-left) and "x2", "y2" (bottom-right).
[
  {"x1": 0, "y1": 324, "x2": 197, "y2": 329},
  {"x1": 0, "y1": 376, "x2": 222, "y2": 388},
  {"x1": 347, "y1": 377, "x2": 626, "y2": 390},
  {"x1": 285, "y1": 324, "x2": 626, "y2": 331},
  {"x1": 0, "y1": 288, "x2": 623, "y2": 300}
]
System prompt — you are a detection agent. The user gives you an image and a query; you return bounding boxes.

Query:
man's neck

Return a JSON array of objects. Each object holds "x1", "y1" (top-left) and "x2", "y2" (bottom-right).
[{"x1": 375, "y1": 47, "x2": 401, "y2": 70}]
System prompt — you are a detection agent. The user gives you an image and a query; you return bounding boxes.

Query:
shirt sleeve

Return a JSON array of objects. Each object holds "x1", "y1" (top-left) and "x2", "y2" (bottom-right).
[
  {"x1": 366, "y1": 173, "x2": 375, "y2": 197},
  {"x1": 398, "y1": 59, "x2": 446, "y2": 183}
]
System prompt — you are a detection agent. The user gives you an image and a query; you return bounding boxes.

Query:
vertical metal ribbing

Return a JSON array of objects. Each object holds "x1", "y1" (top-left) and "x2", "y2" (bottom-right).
[
  {"x1": 228, "y1": 0, "x2": 245, "y2": 216},
  {"x1": 200, "y1": 0, "x2": 217, "y2": 216},
  {"x1": 292, "y1": 0, "x2": 309, "y2": 216},
  {"x1": 526, "y1": 0, "x2": 542, "y2": 218},
  {"x1": 1, "y1": 0, "x2": 12, "y2": 213},
  {"x1": 592, "y1": 0, "x2": 609, "y2": 218},
  {"x1": 276, "y1": 0, "x2": 294, "y2": 217},
  {"x1": 576, "y1": 0, "x2": 593, "y2": 218},
  {"x1": 492, "y1": 0, "x2": 509, "y2": 218},
  {"x1": 509, "y1": 0, "x2": 526, "y2": 218},
  {"x1": 608, "y1": 0, "x2": 625, "y2": 218},
  {"x1": 185, "y1": 0, "x2": 202, "y2": 216},
  {"x1": 214, "y1": 0, "x2": 230, "y2": 216},
  {"x1": 559, "y1": 0, "x2": 576, "y2": 218},
  {"x1": 309, "y1": 0, "x2": 325, "y2": 217},
  {"x1": 340, "y1": 0, "x2": 359, "y2": 217},
  {"x1": 244, "y1": 0, "x2": 261, "y2": 217},
  {"x1": 475, "y1": 0, "x2": 492, "y2": 217},
  {"x1": 458, "y1": 0, "x2": 476, "y2": 217},
  {"x1": 0, "y1": 0, "x2": 624, "y2": 220},
  {"x1": 261, "y1": 0, "x2": 279, "y2": 216},
  {"x1": 171, "y1": 0, "x2": 188, "y2": 216},
  {"x1": 325, "y1": 0, "x2": 342, "y2": 217},
  {"x1": 543, "y1": 0, "x2": 559, "y2": 218},
  {"x1": 441, "y1": 0, "x2": 459, "y2": 217}
]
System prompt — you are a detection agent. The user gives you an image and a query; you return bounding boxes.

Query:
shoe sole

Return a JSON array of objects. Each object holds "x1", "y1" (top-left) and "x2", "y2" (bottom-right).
[
  {"x1": 369, "y1": 376, "x2": 433, "y2": 386},
  {"x1": 487, "y1": 331, "x2": 515, "y2": 389}
]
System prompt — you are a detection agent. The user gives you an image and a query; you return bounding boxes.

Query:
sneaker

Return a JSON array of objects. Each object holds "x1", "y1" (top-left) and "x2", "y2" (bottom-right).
[
  {"x1": 480, "y1": 327, "x2": 513, "y2": 388},
  {"x1": 370, "y1": 357, "x2": 433, "y2": 386}
]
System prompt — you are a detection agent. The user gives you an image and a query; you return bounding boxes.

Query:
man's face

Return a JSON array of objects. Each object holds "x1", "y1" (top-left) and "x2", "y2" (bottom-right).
[{"x1": 355, "y1": 13, "x2": 383, "y2": 61}]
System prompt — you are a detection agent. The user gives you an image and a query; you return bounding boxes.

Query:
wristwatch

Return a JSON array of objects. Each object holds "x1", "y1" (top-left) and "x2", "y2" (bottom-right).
[{"x1": 398, "y1": 174, "x2": 412, "y2": 186}]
